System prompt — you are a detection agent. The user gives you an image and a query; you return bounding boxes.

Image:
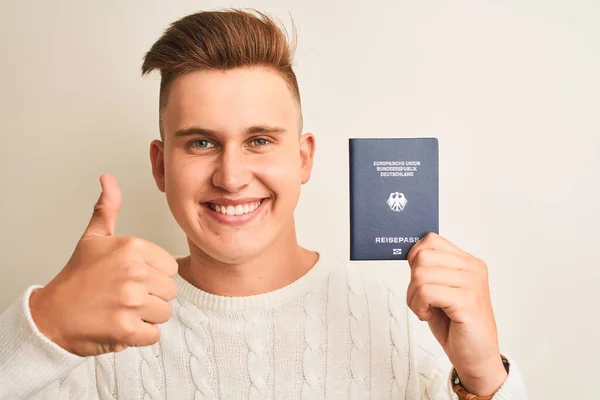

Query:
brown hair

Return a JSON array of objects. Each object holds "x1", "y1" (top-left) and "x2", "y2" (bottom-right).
[{"x1": 141, "y1": 9, "x2": 301, "y2": 140}]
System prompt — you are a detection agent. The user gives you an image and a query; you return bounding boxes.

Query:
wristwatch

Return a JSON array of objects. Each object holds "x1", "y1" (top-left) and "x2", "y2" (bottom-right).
[{"x1": 451, "y1": 356, "x2": 510, "y2": 400}]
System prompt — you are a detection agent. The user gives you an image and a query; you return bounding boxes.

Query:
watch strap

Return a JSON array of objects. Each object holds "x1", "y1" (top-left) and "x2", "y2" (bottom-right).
[{"x1": 451, "y1": 356, "x2": 510, "y2": 400}]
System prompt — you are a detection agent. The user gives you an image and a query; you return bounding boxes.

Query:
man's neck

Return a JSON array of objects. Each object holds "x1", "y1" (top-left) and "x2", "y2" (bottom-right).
[{"x1": 177, "y1": 232, "x2": 318, "y2": 297}]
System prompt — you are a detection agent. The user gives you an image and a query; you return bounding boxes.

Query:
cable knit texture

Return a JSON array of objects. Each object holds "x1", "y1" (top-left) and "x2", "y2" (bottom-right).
[
  {"x1": 95, "y1": 353, "x2": 115, "y2": 400},
  {"x1": 0, "y1": 253, "x2": 528, "y2": 399},
  {"x1": 140, "y1": 343, "x2": 163, "y2": 399},
  {"x1": 301, "y1": 280, "x2": 326, "y2": 399},
  {"x1": 388, "y1": 281, "x2": 410, "y2": 400},
  {"x1": 346, "y1": 266, "x2": 370, "y2": 399},
  {"x1": 244, "y1": 311, "x2": 271, "y2": 399},
  {"x1": 176, "y1": 297, "x2": 217, "y2": 399}
]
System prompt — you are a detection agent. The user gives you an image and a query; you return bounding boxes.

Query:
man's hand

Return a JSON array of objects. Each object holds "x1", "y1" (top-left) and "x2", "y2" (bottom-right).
[
  {"x1": 406, "y1": 232, "x2": 508, "y2": 396},
  {"x1": 29, "y1": 174, "x2": 179, "y2": 357}
]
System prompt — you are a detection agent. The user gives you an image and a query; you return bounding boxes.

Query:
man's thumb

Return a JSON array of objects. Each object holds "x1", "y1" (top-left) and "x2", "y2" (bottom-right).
[{"x1": 82, "y1": 174, "x2": 122, "y2": 238}]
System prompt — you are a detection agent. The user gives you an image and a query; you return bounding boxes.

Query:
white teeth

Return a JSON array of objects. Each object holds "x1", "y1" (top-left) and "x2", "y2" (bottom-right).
[{"x1": 210, "y1": 200, "x2": 262, "y2": 216}]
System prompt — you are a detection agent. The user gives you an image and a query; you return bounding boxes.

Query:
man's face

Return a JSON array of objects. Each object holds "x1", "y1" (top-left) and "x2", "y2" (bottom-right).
[{"x1": 150, "y1": 67, "x2": 314, "y2": 263}]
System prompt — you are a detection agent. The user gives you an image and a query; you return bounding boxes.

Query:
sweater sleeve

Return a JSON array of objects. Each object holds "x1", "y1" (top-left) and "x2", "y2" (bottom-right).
[
  {"x1": 410, "y1": 312, "x2": 529, "y2": 399},
  {"x1": 0, "y1": 285, "x2": 87, "y2": 400}
]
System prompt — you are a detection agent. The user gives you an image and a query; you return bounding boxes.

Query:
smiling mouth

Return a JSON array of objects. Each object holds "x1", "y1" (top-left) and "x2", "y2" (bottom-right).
[{"x1": 207, "y1": 199, "x2": 264, "y2": 216}]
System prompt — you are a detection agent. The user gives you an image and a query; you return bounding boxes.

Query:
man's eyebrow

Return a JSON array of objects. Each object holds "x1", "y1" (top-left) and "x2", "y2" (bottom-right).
[
  {"x1": 173, "y1": 127, "x2": 217, "y2": 138},
  {"x1": 173, "y1": 125, "x2": 287, "y2": 138},
  {"x1": 246, "y1": 125, "x2": 287, "y2": 135}
]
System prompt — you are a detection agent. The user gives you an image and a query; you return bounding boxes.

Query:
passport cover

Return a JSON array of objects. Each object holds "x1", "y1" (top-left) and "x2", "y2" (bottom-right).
[{"x1": 349, "y1": 138, "x2": 439, "y2": 260}]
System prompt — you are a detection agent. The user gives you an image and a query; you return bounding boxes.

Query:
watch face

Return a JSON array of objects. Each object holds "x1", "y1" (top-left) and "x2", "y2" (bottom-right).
[
  {"x1": 452, "y1": 357, "x2": 510, "y2": 400},
  {"x1": 501, "y1": 355, "x2": 510, "y2": 373},
  {"x1": 451, "y1": 369, "x2": 460, "y2": 385}
]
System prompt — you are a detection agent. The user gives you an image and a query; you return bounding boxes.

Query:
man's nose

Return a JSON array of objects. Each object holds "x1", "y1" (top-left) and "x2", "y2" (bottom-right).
[{"x1": 211, "y1": 144, "x2": 251, "y2": 193}]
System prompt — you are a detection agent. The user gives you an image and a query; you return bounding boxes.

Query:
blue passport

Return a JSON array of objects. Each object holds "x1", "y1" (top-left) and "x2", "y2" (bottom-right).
[{"x1": 349, "y1": 138, "x2": 439, "y2": 260}]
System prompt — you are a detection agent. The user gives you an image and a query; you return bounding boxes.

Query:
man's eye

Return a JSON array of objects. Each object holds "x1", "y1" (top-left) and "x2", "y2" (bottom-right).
[
  {"x1": 251, "y1": 138, "x2": 270, "y2": 147},
  {"x1": 190, "y1": 139, "x2": 215, "y2": 149}
]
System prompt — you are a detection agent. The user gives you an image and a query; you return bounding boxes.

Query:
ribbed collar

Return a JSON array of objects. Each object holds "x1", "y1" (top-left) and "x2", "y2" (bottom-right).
[{"x1": 173, "y1": 252, "x2": 338, "y2": 312}]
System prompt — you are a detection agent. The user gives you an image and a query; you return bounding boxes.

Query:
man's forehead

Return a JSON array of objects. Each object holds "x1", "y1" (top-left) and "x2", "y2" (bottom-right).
[{"x1": 162, "y1": 67, "x2": 301, "y2": 137}]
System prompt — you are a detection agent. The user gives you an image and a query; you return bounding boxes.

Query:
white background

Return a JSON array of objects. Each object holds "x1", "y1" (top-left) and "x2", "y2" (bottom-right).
[{"x1": 1, "y1": 1, "x2": 599, "y2": 398}]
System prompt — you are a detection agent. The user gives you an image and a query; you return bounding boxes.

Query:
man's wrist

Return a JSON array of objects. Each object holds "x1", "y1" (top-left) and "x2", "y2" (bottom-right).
[
  {"x1": 29, "y1": 287, "x2": 65, "y2": 349},
  {"x1": 454, "y1": 356, "x2": 509, "y2": 397}
]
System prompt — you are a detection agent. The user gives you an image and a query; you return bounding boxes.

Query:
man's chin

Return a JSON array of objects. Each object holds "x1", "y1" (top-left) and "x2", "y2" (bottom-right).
[
  {"x1": 191, "y1": 238, "x2": 263, "y2": 265},
  {"x1": 211, "y1": 248, "x2": 260, "y2": 264}
]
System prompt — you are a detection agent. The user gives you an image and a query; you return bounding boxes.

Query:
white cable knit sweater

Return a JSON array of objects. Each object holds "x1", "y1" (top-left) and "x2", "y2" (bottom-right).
[{"x1": 0, "y1": 253, "x2": 527, "y2": 399}]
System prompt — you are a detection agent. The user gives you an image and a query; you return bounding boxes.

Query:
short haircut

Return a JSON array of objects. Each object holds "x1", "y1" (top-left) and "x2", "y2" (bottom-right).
[{"x1": 141, "y1": 9, "x2": 302, "y2": 140}]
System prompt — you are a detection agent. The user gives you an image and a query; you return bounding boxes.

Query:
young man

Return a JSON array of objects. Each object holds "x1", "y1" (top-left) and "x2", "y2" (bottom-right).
[{"x1": 0, "y1": 9, "x2": 527, "y2": 399}]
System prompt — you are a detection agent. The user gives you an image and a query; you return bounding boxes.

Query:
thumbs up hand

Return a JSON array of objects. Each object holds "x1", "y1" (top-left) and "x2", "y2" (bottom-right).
[{"x1": 29, "y1": 174, "x2": 179, "y2": 357}]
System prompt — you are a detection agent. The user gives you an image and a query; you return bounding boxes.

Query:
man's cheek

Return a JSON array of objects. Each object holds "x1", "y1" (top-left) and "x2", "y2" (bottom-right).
[{"x1": 268, "y1": 158, "x2": 299, "y2": 179}]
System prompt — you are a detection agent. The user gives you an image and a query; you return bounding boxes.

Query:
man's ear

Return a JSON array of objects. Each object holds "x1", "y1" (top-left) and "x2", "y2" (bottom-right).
[
  {"x1": 299, "y1": 133, "x2": 316, "y2": 184},
  {"x1": 150, "y1": 139, "x2": 166, "y2": 192}
]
